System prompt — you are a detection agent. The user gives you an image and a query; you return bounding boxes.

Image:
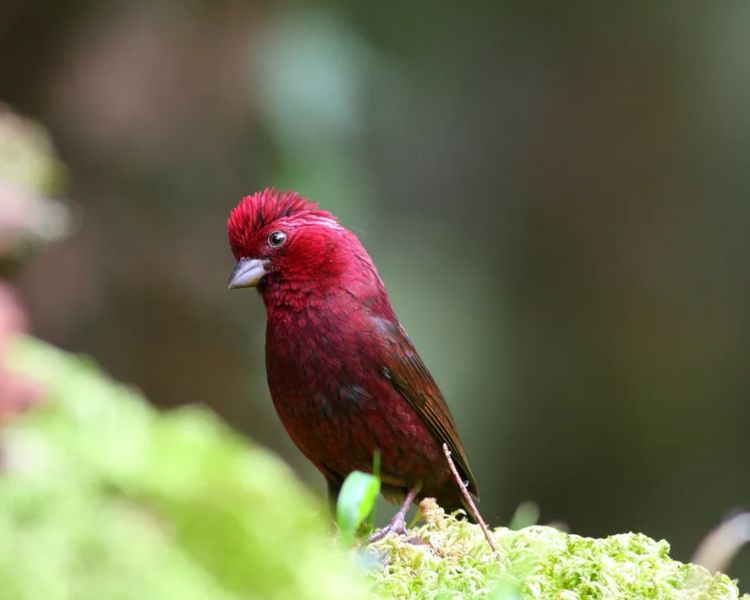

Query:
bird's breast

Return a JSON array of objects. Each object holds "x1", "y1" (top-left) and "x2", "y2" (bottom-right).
[
  {"x1": 265, "y1": 306, "x2": 368, "y2": 401},
  {"x1": 265, "y1": 311, "x2": 376, "y2": 460},
  {"x1": 263, "y1": 306, "x2": 453, "y2": 492}
]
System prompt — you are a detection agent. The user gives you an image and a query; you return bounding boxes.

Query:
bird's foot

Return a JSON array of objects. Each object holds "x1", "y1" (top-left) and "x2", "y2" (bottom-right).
[
  {"x1": 367, "y1": 514, "x2": 408, "y2": 543},
  {"x1": 367, "y1": 484, "x2": 422, "y2": 544}
]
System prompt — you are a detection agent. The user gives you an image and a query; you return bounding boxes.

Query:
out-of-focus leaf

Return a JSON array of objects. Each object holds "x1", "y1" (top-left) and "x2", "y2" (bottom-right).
[
  {"x1": 336, "y1": 470, "x2": 380, "y2": 543},
  {"x1": 508, "y1": 501, "x2": 540, "y2": 531},
  {"x1": 489, "y1": 581, "x2": 522, "y2": 600},
  {"x1": 0, "y1": 105, "x2": 69, "y2": 273}
]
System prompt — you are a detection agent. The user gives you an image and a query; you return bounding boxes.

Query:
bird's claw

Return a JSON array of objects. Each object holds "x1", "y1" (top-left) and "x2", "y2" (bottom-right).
[{"x1": 367, "y1": 516, "x2": 408, "y2": 543}]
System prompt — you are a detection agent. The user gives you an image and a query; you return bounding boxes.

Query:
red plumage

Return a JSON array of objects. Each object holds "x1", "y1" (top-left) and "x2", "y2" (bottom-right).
[{"x1": 227, "y1": 189, "x2": 478, "y2": 515}]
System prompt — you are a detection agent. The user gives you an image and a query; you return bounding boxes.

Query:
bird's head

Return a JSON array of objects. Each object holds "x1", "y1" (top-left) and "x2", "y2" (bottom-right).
[{"x1": 227, "y1": 189, "x2": 375, "y2": 298}]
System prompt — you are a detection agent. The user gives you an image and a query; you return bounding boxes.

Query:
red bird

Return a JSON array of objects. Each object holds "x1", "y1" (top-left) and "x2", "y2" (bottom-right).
[{"x1": 227, "y1": 189, "x2": 478, "y2": 537}]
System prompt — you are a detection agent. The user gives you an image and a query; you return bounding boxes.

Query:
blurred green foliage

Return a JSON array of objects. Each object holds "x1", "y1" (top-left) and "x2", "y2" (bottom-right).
[
  {"x1": 1, "y1": 337, "x2": 368, "y2": 600},
  {"x1": 0, "y1": 106, "x2": 69, "y2": 274},
  {"x1": 0, "y1": 106, "x2": 65, "y2": 196}
]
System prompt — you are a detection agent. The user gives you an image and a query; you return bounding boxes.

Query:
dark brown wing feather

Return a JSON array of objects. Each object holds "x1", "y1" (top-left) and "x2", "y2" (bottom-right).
[{"x1": 375, "y1": 318, "x2": 479, "y2": 498}]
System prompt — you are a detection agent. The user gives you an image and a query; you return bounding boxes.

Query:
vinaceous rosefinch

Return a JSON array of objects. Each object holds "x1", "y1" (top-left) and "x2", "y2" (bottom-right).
[{"x1": 227, "y1": 189, "x2": 478, "y2": 538}]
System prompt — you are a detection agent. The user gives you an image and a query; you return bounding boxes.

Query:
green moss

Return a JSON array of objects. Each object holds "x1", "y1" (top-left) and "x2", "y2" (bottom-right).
[
  {"x1": 369, "y1": 500, "x2": 748, "y2": 599},
  {"x1": 3, "y1": 336, "x2": 746, "y2": 599},
  {"x1": 2, "y1": 336, "x2": 368, "y2": 600}
]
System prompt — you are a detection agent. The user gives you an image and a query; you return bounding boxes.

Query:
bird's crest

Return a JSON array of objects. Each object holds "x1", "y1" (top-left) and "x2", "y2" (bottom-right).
[{"x1": 227, "y1": 188, "x2": 337, "y2": 258}]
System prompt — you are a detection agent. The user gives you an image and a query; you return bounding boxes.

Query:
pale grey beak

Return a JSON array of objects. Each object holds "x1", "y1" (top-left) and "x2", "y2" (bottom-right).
[{"x1": 228, "y1": 258, "x2": 269, "y2": 289}]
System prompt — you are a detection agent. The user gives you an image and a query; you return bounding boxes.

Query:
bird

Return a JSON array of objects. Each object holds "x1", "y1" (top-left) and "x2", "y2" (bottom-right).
[{"x1": 227, "y1": 188, "x2": 478, "y2": 539}]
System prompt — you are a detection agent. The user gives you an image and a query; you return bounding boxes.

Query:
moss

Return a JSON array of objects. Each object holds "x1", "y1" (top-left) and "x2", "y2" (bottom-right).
[
  {"x1": 2, "y1": 336, "x2": 747, "y2": 599},
  {"x1": 369, "y1": 499, "x2": 748, "y2": 599},
  {"x1": 2, "y1": 336, "x2": 368, "y2": 600}
]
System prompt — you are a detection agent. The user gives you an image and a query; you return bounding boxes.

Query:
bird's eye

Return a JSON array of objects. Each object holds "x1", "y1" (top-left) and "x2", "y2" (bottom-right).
[{"x1": 268, "y1": 231, "x2": 287, "y2": 247}]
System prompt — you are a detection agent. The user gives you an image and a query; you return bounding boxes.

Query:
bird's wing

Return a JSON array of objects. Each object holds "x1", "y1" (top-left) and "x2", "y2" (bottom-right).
[{"x1": 373, "y1": 317, "x2": 479, "y2": 498}]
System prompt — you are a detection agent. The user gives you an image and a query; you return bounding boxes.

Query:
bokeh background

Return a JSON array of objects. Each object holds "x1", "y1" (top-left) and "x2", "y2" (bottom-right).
[{"x1": 2, "y1": 0, "x2": 749, "y2": 582}]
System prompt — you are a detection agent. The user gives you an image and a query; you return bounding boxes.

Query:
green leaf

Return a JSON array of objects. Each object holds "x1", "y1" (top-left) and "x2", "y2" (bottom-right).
[
  {"x1": 336, "y1": 470, "x2": 380, "y2": 543},
  {"x1": 508, "y1": 500, "x2": 540, "y2": 530}
]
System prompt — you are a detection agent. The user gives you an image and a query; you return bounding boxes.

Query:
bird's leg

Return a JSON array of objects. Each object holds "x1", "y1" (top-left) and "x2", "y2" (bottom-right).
[
  {"x1": 368, "y1": 484, "x2": 421, "y2": 543},
  {"x1": 326, "y1": 477, "x2": 342, "y2": 514}
]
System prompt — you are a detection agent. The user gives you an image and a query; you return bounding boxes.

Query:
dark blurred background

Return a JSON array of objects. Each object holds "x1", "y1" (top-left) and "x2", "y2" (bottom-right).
[{"x1": 2, "y1": 0, "x2": 749, "y2": 581}]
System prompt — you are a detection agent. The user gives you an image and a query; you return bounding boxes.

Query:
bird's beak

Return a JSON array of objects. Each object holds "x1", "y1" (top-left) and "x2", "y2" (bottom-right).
[{"x1": 228, "y1": 258, "x2": 269, "y2": 289}]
